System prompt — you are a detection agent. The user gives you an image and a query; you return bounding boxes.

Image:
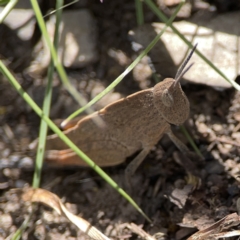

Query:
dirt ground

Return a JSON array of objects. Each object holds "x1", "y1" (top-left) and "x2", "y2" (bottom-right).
[{"x1": 1, "y1": 0, "x2": 240, "y2": 239}]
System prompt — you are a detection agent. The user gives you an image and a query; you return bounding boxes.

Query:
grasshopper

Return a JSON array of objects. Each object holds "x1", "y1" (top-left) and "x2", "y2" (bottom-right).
[{"x1": 34, "y1": 44, "x2": 197, "y2": 184}]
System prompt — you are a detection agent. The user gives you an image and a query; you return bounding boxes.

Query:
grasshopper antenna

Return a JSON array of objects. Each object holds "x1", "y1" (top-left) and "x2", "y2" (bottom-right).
[
  {"x1": 174, "y1": 43, "x2": 198, "y2": 86},
  {"x1": 174, "y1": 62, "x2": 194, "y2": 87}
]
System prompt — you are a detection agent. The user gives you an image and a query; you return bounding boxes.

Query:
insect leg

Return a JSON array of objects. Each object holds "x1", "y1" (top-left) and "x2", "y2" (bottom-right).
[
  {"x1": 166, "y1": 128, "x2": 202, "y2": 186},
  {"x1": 166, "y1": 128, "x2": 190, "y2": 154},
  {"x1": 125, "y1": 147, "x2": 151, "y2": 190}
]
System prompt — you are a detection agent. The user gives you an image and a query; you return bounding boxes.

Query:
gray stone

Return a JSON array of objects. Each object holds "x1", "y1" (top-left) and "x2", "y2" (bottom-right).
[
  {"x1": 47, "y1": 9, "x2": 98, "y2": 68},
  {"x1": 130, "y1": 11, "x2": 240, "y2": 89},
  {"x1": 18, "y1": 157, "x2": 33, "y2": 169},
  {"x1": 0, "y1": 8, "x2": 34, "y2": 40}
]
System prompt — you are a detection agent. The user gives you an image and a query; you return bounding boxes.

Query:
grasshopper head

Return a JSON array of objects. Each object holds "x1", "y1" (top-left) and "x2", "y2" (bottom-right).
[
  {"x1": 153, "y1": 78, "x2": 189, "y2": 125},
  {"x1": 153, "y1": 44, "x2": 197, "y2": 125}
]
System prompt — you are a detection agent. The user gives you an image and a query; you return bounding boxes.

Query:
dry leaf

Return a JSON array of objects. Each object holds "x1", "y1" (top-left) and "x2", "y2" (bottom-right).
[
  {"x1": 22, "y1": 188, "x2": 110, "y2": 240},
  {"x1": 126, "y1": 223, "x2": 156, "y2": 240},
  {"x1": 187, "y1": 213, "x2": 240, "y2": 240}
]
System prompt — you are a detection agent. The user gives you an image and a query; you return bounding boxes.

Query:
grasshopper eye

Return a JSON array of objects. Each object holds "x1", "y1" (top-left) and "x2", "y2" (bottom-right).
[{"x1": 162, "y1": 88, "x2": 174, "y2": 107}]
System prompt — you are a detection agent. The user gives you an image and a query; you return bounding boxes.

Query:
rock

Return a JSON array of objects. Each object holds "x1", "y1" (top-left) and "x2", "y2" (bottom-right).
[
  {"x1": 163, "y1": 0, "x2": 182, "y2": 7},
  {"x1": 129, "y1": 11, "x2": 240, "y2": 88},
  {"x1": 132, "y1": 56, "x2": 152, "y2": 89},
  {"x1": 30, "y1": 9, "x2": 98, "y2": 75},
  {"x1": 0, "y1": 6, "x2": 35, "y2": 71},
  {"x1": 159, "y1": 0, "x2": 192, "y2": 18},
  {"x1": 0, "y1": 7, "x2": 34, "y2": 41},
  {"x1": 47, "y1": 9, "x2": 98, "y2": 68},
  {"x1": 15, "y1": 0, "x2": 32, "y2": 8}
]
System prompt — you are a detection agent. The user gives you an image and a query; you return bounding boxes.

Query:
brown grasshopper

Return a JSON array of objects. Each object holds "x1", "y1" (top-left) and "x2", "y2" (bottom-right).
[{"x1": 38, "y1": 44, "x2": 197, "y2": 183}]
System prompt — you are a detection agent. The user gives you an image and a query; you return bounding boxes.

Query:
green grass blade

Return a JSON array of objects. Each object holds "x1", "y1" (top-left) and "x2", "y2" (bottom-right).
[
  {"x1": 0, "y1": 60, "x2": 151, "y2": 222},
  {"x1": 32, "y1": 0, "x2": 63, "y2": 188},
  {"x1": 0, "y1": 0, "x2": 18, "y2": 23},
  {"x1": 144, "y1": 0, "x2": 240, "y2": 91},
  {"x1": 10, "y1": 210, "x2": 34, "y2": 240},
  {"x1": 180, "y1": 125, "x2": 204, "y2": 158},
  {"x1": 135, "y1": 0, "x2": 144, "y2": 25},
  {"x1": 12, "y1": 1, "x2": 64, "y2": 239},
  {"x1": 143, "y1": 0, "x2": 239, "y2": 155},
  {"x1": 61, "y1": 1, "x2": 184, "y2": 128},
  {"x1": 30, "y1": 0, "x2": 96, "y2": 114},
  {"x1": 42, "y1": 0, "x2": 78, "y2": 18},
  {"x1": 2, "y1": 0, "x2": 184, "y2": 224}
]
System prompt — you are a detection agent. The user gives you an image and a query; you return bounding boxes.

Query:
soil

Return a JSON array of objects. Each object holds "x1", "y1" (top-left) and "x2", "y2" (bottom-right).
[{"x1": 1, "y1": 0, "x2": 240, "y2": 239}]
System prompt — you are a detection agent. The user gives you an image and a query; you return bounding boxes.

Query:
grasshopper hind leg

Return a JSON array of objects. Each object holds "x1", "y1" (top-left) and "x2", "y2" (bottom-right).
[{"x1": 124, "y1": 147, "x2": 152, "y2": 191}]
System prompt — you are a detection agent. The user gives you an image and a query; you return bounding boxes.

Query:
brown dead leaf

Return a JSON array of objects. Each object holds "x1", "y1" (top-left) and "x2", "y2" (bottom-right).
[
  {"x1": 22, "y1": 188, "x2": 110, "y2": 240},
  {"x1": 187, "y1": 213, "x2": 240, "y2": 240},
  {"x1": 125, "y1": 223, "x2": 157, "y2": 240},
  {"x1": 168, "y1": 184, "x2": 193, "y2": 209}
]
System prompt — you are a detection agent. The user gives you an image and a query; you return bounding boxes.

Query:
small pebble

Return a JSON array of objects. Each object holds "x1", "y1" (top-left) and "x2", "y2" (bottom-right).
[
  {"x1": 196, "y1": 122, "x2": 209, "y2": 135},
  {"x1": 207, "y1": 174, "x2": 223, "y2": 186},
  {"x1": 18, "y1": 157, "x2": 33, "y2": 168},
  {"x1": 0, "y1": 213, "x2": 12, "y2": 230},
  {"x1": 232, "y1": 132, "x2": 240, "y2": 140},
  {"x1": 3, "y1": 168, "x2": 20, "y2": 179},
  {"x1": 9, "y1": 155, "x2": 20, "y2": 163},
  {"x1": 0, "y1": 181, "x2": 9, "y2": 190},
  {"x1": 2, "y1": 148, "x2": 10, "y2": 158},
  {"x1": 212, "y1": 124, "x2": 223, "y2": 132},
  {"x1": 15, "y1": 179, "x2": 28, "y2": 188},
  {"x1": 205, "y1": 161, "x2": 224, "y2": 174},
  {"x1": 97, "y1": 210, "x2": 105, "y2": 219},
  {"x1": 233, "y1": 112, "x2": 240, "y2": 122},
  {"x1": 0, "y1": 142, "x2": 5, "y2": 150},
  {"x1": 197, "y1": 114, "x2": 206, "y2": 122},
  {"x1": 174, "y1": 179, "x2": 185, "y2": 189},
  {"x1": 34, "y1": 224, "x2": 46, "y2": 240},
  {"x1": 215, "y1": 206, "x2": 229, "y2": 220},
  {"x1": 0, "y1": 158, "x2": 14, "y2": 169},
  {"x1": 227, "y1": 184, "x2": 239, "y2": 196}
]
